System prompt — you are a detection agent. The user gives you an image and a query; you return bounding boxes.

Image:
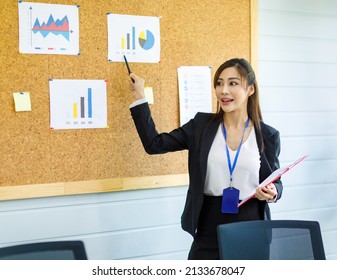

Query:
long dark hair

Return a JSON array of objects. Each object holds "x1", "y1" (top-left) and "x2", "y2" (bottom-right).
[{"x1": 212, "y1": 58, "x2": 264, "y2": 150}]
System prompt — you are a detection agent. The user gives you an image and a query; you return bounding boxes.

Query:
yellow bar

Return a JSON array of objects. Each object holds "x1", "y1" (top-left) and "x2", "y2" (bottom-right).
[
  {"x1": 73, "y1": 102, "x2": 78, "y2": 118},
  {"x1": 121, "y1": 37, "x2": 125, "y2": 49}
]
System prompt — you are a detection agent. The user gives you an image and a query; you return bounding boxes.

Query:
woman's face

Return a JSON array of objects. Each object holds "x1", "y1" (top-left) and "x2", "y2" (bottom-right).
[{"x1": 215, "y1": 66, "x2": 254, "y2": 115}]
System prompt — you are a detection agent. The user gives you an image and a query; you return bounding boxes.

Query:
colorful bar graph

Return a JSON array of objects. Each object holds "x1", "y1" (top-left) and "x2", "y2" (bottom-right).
[
  {"x1": 71, "y1": 88, "x2": 92, "y2": 119},
  {"x1": 49, "y1": 79, "x2": 107, "y2": 130},
  {"x1": 121, "y1": 26, "x2": 136, "y2": 50}
]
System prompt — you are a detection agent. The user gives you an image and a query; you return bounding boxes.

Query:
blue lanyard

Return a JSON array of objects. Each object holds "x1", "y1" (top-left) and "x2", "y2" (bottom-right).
[{"x1": 221, "y1": 117, "x2": 250, "y2": 189}]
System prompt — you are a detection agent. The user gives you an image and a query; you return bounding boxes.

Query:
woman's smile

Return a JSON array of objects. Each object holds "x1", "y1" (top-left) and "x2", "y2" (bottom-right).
[{"x1": 220, "y1": 97, "x2": 234, "y2": 105}]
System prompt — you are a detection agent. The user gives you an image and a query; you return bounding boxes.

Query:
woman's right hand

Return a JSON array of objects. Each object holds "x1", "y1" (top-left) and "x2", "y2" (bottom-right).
[{"x1": 129, "y1": 73, "x2": 145, "y2": 101}]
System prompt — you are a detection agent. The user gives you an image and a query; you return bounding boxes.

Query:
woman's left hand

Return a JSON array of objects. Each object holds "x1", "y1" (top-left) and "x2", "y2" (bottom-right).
[{"x1": 255, "y1": 183, "x2": 277, "y2": 202}]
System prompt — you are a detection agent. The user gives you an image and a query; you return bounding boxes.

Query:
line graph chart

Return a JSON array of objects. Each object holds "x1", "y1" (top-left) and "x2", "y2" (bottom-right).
[
  {"x1": 19, "y1": 2, "x2": 79, "y2": 55},
  {"x1": 32, "y1": 15, "x2": 70, "y2": 41}
]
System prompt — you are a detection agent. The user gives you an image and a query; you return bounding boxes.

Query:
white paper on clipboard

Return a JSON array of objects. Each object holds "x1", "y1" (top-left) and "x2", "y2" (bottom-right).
[{"x1": 238, "y1": 155, "x2": 309, "y2": 207}]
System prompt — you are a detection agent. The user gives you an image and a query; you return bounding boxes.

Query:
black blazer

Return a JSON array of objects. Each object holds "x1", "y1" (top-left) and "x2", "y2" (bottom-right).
[{"x1": 131, "y1": 103, "x2": 283, "y2": 237}]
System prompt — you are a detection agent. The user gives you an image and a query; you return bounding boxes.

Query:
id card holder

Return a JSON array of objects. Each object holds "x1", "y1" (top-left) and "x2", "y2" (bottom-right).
[{"x1": 222, "y1": 187, "x2": 240, "y2": 214}]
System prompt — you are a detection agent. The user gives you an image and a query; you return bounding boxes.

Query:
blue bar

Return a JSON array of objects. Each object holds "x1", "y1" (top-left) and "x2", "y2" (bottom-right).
[
  {"x1": 88, "y1": 88, "x2": 92, "y2": 118},
  {"x1": 132, "y1": 26, "x2": 136, "y2": 50}
]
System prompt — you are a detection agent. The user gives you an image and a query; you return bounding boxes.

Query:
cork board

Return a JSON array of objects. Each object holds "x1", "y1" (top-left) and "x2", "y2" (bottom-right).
[{"x1": 0, "y1": 0, "x2": 256, "y2": 200}]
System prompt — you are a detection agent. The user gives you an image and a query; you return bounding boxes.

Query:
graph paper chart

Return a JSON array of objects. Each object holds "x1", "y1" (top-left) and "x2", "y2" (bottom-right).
[
  {"x1": 18, "y1": 1, "x2": 79, "y2": 55},
  {"x1": 49, "y1": 79, "x2": 107, "y2": 130},
  {"x1": 107, "y1": 13, "x2": 160, "y2": 63}
]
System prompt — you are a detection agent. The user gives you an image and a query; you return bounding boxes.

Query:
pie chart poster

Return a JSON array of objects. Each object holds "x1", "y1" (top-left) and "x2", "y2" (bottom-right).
[{"x1": 107, "y1": 14, "x2": 160, "y2": 63}]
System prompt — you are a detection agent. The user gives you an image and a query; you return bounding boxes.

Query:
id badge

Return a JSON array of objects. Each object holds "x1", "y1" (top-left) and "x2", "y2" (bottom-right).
[{"x1": 222, "y1": 187, "x2": 240, "y2": 214}]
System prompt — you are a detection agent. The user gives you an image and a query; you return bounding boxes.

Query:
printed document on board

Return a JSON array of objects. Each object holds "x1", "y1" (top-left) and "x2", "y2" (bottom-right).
[{"x1": 178, "y1": 66, "x2": 213, "y2": 126}]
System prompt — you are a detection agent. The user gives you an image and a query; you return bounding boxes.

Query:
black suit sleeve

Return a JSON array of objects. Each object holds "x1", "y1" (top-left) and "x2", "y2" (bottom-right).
[{"x1": 130, "y1": 102, "x2": 195, "y2": 154}]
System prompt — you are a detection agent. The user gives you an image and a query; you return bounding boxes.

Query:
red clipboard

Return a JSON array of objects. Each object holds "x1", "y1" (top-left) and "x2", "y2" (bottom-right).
[{"x1": 238, "y1": 154, "x2": 309, "y2": 207}]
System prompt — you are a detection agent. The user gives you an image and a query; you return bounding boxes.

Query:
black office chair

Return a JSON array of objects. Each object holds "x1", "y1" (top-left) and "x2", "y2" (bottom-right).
[
  {"x1": 217, "y1": 220, "x2": 326, "y2": 260},
  {"x1": 0, "y1": 240, "x2": 88, "y2": 260}
]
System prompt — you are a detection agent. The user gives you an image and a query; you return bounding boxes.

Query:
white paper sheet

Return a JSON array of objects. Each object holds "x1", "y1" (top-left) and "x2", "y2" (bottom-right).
[
  {"x1": 238, "y1": 155, "x2": 309, "y2": 207},
  {"x1": 18, "y1": 1, "x2": 79, "y2": 55},
  {"x1": 107, "y1": 14, "x2": 160, "y2": 63},
  {"x1": 49, "y1": 79, "x2": 107, "y2": 130},
  {"x1": 178, "y1": 66, "x2": 213, "y2": 126}
]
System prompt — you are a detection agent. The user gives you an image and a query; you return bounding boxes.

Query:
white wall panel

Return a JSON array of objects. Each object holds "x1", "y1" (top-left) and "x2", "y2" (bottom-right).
[
  {"x1": 280, "y1": 160, "x2": 337, "y2": 186},
  {"x1": 260, "y1": 61, "x2": 337, "y2": 87},
  {"x1": 259, "y1": 0, "x2": 337, "y2": 260},
  {"x1": 263, "y1": 112, "x2": 337, "y2": 137},
  {"x1": 82, "y1": 225, "x2": 191, "y2": 260},
  {"x1": 0, "y1": 195, "x2": 186, "y2": 243},
  {"x1": 280, "y1": 137, "x2": 337, "y2": 161},
  {"x1": 259, "y1": 36, "x2": 337, "y2": 63},
  {"x1": 321, "y1": 231, "x2": 337, "y2": 257},
  {"x1": 0, "y1": 186, "x2": 192, "y2": 260},
  {"x1": 260, "y1": 87, "x2": 337, "y2": 112},
  {"x1": 260, "y1": 0, "x2": 337, "y2": 15},
  {"x1": 270, "y1": 183, "x2": 337, "y2": 213},
  {"x1": 259, "y1": 11, "x2": 337, "y2": 39}
]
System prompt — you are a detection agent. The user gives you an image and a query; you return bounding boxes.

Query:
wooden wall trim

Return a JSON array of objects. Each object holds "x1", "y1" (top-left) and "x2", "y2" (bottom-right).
[{"x1": 0, "y1": 174, "x2": 189, "y2": 201}]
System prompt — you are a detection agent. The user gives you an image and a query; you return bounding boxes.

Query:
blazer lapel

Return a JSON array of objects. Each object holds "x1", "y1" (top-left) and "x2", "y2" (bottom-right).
[
  {"x1": 259, "y1": 152, "x2": 272, "y2": 183},
  {"x1": 199, "y1": 119, "x2": 221, "y2": 187},
  {"x1": 259, "y1": 123, "x2": 274, "y2": 183}
]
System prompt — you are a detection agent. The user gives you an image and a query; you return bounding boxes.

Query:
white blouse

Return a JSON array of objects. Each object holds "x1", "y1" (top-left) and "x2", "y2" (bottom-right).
[{"x1": 204, "y1": 124, "x2": 260, "y2": 200}]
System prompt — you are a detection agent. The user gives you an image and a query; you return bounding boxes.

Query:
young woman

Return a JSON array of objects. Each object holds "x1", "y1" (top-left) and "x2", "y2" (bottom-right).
[{"x1": 128, "y1": 58, "x2": 283, "y2": 260}]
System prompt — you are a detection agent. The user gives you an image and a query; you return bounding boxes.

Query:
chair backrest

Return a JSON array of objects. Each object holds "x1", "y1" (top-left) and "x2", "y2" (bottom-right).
[
  {"x1": 0, "y1": 241, "x2": 87, "y2": 260},
  {"x1": 217, "y1": 220, "x2": 326, "y2": 260}
]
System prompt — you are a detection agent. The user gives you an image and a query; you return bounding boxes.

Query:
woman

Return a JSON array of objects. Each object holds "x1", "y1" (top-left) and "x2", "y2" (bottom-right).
[{"x1": 129, "y1": 58, "x2": 283, "y2": 259}]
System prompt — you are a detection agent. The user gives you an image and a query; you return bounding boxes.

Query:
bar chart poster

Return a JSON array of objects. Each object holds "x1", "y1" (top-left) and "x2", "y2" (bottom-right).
[
  {"x1": 107, "y1": 14, "x2": 160, "y2": 63},
  {"x1": 18, "y1": 1, "x2": 79, "y2": 55},
  {"x1": 49, "y1": 79, "x2": 107, "y2": 130}
]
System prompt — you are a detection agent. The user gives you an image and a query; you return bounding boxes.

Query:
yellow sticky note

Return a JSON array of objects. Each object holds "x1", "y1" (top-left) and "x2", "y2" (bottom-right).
[
  {"x1": 13, "y1": 92, "x2": 32, "y2": 112},
  {"x1": 144, "y1": 87, "x2": 154, "y2": 104}
]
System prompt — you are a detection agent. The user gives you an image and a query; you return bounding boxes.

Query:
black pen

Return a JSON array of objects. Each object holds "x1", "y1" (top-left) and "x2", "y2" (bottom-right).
[{"x1": 123, "y1": 55, "x2": 135, "y2": 82}]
